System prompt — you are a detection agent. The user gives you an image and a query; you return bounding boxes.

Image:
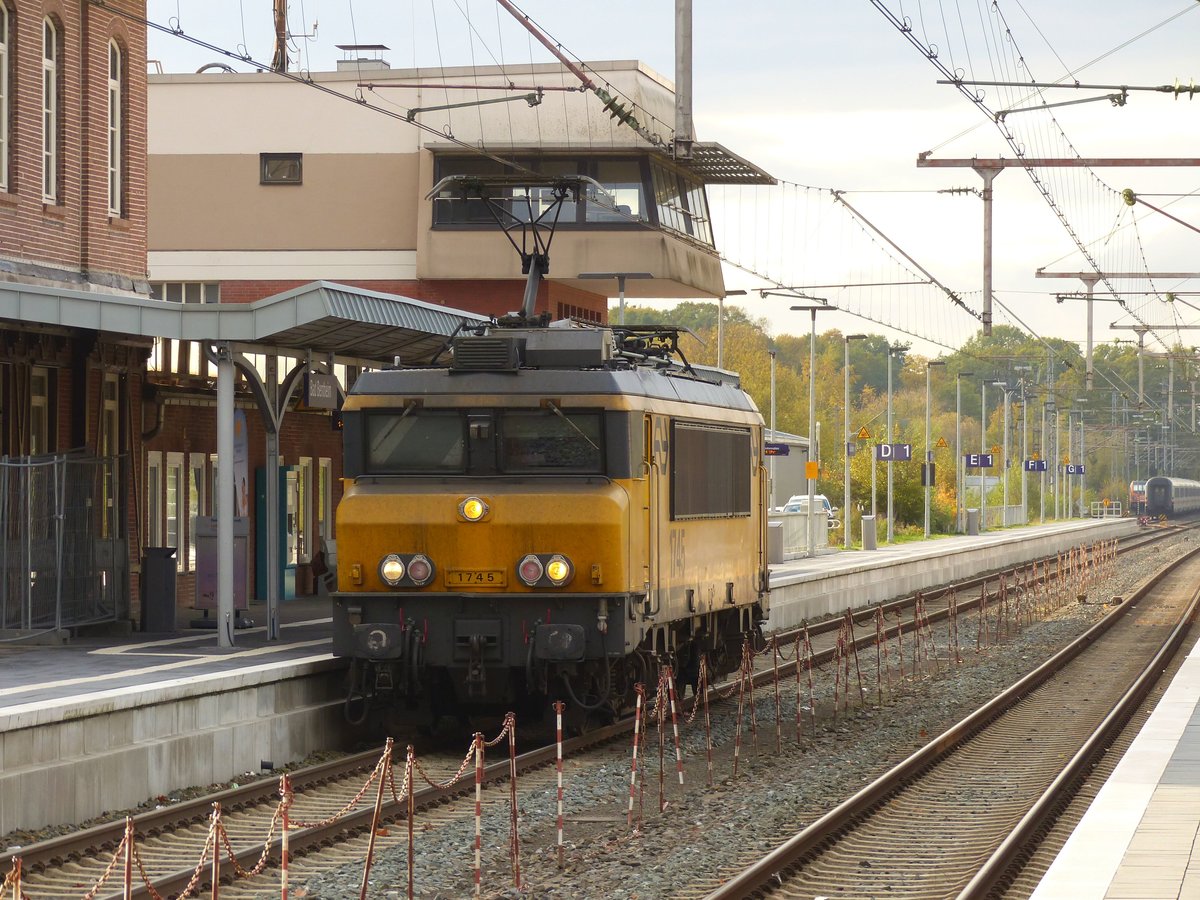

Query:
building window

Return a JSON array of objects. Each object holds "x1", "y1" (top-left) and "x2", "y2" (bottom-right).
[
  {"x1": 29, "y1": 366, "x2": 49, "y2": 455},
  {"x1": 147, "y1": 451, "x2": 163, "y2": 546},
  {"x1": 318, "y1": 457, "x2": 332, "y2": 540},
  {"x1": 166, "y1": 452, "x2": 183, "y2": 570},
  {"x1": 100, "y1": 373, "x2": 119, "y2": 537},
  {"x1": 41, "y1": 17, "x2": 57, "y2": 203},
  {"x1": 149, "y1": 281, "x2": 221, "y2": 304},
  {"x1": 431, "y1": 155, "x2": 658, "y2": 233},
  {"x1": 297, "y1": 457, "x2": 311, "y2": 563},
  {"x1": 107, "y1": 41, "x2": 122, "y2": 216},
  {"x1": 188, "y1": 453, "x2": 205, "y2": 573},
  {"x1": 260, "y1": 152, "x2": 302, "y2": 185},
  {"x1": 0, "y1": 6, "x2": 9, "y2": 192}
]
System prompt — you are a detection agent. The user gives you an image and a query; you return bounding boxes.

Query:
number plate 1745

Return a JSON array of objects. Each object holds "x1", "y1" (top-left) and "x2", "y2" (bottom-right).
[{"x1": 447, "y1": 569, "x2": 507, "y2": 586}]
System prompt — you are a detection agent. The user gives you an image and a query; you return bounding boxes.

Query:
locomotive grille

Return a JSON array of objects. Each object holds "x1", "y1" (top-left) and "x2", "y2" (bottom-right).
[{"x1": 451, "y1": 337, "x2": 521, "y2": 371}]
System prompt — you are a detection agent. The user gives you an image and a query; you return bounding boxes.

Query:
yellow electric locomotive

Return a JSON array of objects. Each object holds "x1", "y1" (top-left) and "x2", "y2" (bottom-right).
[{"x1": 333, "y1": 321, "x2": 769, "y2": 728}]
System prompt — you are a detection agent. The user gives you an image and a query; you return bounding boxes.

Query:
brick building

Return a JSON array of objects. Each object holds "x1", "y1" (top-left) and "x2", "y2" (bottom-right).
[{"x1": 0, "y1": 0, "x2": 150, "y2": 634}]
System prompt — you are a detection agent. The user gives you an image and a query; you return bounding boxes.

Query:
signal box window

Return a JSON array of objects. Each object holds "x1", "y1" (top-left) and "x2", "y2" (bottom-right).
[{"x1": 260, "y1": 152, "x2": 302, "y2": 185}]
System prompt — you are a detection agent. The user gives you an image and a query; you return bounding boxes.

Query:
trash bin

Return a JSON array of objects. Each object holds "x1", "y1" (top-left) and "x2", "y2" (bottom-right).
[
  {"x1": 767, "y1": 521, "x2": 784, "y2": 565},
  {"x1": 966, "y1": 508, "x2": 981, "y2": 536},
  {"x1": 142, "y1": 547, "x2": 177, "y2": 632},
  {"x1": 861, "y1": 515, "x2": 877, "y2": 551}
]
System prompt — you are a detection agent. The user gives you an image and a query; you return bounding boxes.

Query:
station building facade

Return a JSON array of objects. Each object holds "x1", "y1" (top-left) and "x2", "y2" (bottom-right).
[
  {"x1": 144, "y1": 55, "x2": 770, "y2": 610},
  {"x1": 0, "y1": 0, "x2": 150, "y2": 634}
]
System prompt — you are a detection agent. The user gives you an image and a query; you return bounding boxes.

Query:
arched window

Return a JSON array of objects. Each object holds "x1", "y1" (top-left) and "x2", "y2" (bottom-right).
[
  {"x1": 42, "y1": 17, "x2": 58, "y2": 202},
  {"x1": 108, "y1": 40, "x2": 122, "y2": 215},
  {"x1": 0, "y1": 6, "x2": 9, "y2": 191}
]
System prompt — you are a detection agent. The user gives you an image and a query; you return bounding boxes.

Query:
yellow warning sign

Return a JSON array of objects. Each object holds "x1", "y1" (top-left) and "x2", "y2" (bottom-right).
[
  {"x1": 935, "y1": 437, "x2": 948, "y2": 449},
  {"x1": 805, "y1": 460, "x2": 820, "y2": 479},
  {"x1": 991, "y1": 444, "x2": 1002, "y2": 455},
  {"x1": 1031, "y1": 451, "x2": 1040, "y2": 461},
  {"x1": 857, "y1": 427, "x2": 871, "y2": 440},
  {"x1": 1062, "y1": 455, "x2": 1070, "y2": 465}
]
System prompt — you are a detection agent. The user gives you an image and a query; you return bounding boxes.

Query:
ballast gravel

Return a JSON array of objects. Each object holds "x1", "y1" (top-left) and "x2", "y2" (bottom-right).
[{"x1": 295, "y1": 530, "x2": 1197, "y2": 900}]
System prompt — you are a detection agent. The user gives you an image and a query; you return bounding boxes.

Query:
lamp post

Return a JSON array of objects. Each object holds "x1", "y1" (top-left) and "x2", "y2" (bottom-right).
[
  {"x1": 886, "y1": 344, "x2": 907, "y2": 543},
  {"x1": 718, "y1": 289, "x2": 746, "y2": 369},
  {"x1": 996, "y1": 382, "x2": 1011, "y2": 527},
  {"x1": 769, "y1": 348, "x2": 777, "y2": 508},
  {"x1": 790, "y1": 304, "x2": 833, "y2": 557},
  {"x1": 844, "y1": 334, "x2": 867, "y2": 550},
  {"x1": 924, "y1": 360, "x2": 945, "y2": 538},
  {"x1": 1013, "y1": 365, "x2": 1031, "y2": 523},
  {"x1": 981, "y1": 378, "x2": 988, "y2": 531},
  {"x1": 1074, "y1": 399, "x2": 1088, "y2": 516},
  {"x1": 955, "y1": 371, "x2": 974, "y2": 533},
  {"x1": 577, "y1": 272, "x2": 654, "y2": 326}
]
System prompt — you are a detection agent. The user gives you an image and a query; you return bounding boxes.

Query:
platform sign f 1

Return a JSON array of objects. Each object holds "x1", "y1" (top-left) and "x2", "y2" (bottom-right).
[{"x1": 1024, "y1": 459, "x2": 1048, "y2": 472}]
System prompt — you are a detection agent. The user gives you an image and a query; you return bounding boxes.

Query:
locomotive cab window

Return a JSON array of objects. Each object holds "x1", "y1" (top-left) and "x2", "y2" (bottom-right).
[
  {"x1": 500, "y1": 410, "x2": 603, "y2": 473},
  {"x1": 671, "y1": 422, "x2": 752, "y2": 519},
  {"x1": 365, "y1": 410, "x2": 465, "y2": 473}
]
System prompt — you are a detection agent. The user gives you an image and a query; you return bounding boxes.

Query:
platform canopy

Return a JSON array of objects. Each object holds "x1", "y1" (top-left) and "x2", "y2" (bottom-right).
[{"x1": 0, "y1": 279, "x2": 490, "y2": 365}]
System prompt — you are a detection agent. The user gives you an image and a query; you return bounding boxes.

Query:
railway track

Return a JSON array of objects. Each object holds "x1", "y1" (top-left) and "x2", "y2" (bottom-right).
[
  {"x1": 700, "y1": 535, "x2": 1200, "y2": 899},
  {"x1": 10, "y1": 524, "x2": 1181, "y2": 898}
]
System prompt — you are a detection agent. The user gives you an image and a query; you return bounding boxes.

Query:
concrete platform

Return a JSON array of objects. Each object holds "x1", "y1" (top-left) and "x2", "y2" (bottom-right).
[
  {"x1": 765, "y1": 517, "x2": 1139, "y2": 630},
  {"x1": 1034, "y1": 621, "x2": 1200, "y2": 898},
  {"x1": 0, "y1": 598, "x2": 351, "y2": 835}
]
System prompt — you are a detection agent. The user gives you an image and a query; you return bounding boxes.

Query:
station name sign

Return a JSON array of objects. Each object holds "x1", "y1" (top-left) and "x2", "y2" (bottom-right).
[{"x1": 303, "y1": 372, "x2": 340, "y2": 410}]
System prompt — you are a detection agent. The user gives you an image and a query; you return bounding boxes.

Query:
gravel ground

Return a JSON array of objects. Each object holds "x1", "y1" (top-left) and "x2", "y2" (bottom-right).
[{"x1": 293, "y1": 530, "x2": 1196, "y2": 900}]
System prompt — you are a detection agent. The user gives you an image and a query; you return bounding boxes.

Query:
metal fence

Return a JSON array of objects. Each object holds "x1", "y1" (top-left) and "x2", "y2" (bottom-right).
[{"x1": 0, "y1": 453, "x2": 128, "y2": 634}]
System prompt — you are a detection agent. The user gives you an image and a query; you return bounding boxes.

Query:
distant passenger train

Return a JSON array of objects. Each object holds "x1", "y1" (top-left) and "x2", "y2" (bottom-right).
[
  {"x1": 1144, "y1": 476, "x2": 1200, "y2": 517},
  {"x1": 1129, "y1": 481, "x2": 1147, "y2": 516}
]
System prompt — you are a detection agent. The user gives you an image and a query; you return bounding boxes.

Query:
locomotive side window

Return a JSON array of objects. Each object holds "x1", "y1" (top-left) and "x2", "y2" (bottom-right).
[
  {"x1": 500, "y1": 410, "x2": 604, "y2": 473},
  {"x1": 364, "y1": 411, "x2": 465, "y2": 473},
  {"x1": 670, "y1": 422, "x2": 752, "y2": 519}
]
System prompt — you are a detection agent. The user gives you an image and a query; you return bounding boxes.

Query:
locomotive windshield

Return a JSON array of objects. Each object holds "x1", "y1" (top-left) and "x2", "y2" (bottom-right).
[{"x1": 362, "y1": 408, "x2": 605, "y2": 475}]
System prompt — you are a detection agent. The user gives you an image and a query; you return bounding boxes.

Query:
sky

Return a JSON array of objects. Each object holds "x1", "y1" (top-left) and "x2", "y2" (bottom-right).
[{"x1": 145, "y1": 1, "x2": 1200, "y2": 358}]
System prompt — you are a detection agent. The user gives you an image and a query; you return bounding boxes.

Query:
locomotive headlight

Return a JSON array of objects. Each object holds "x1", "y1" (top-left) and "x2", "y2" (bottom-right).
[
  {"x1": 379, "y1": 554, "x2": 405, "y2": 586},
  {"x1": 459, "y1": 497, "x2": 488, "y2": 521},
  {"x1": 545, "y1": 555, "x2": 573, "y2": 586},
  {"x1": 407, "y1": 554, "x2": 435, "y2": 586},
  {"x1": 518, "y1": 554, "x2": 544, "y2": 586}
]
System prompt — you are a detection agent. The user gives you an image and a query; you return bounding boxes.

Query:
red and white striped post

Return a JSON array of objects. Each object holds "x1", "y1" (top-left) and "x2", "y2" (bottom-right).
[
  {"x1": 360, "y1": 738, "x2": 393, "y2": 900},
  {"x1": 406, "y1": 747, "x2": 415, "y2": 900},
  {"x1": 554, "y1": 701, "x2": 566, "y2": 868},
  {"x1": 665, "y1": 668, "x2": 684, "y2": 786},
  {"x1": 794, "y1": 634, "x2": 804, "y2": 743},
  {"x1": 657, "y1": 674, "x2": 666, "y2": 813},
  {"x1": 733, "y1": 646, "x2": 748, "y2": 779},
  {"x1": 280, "y1": 775, "x2": 293, "y2": 900},
  {"x1": 507, "y1": 714, "x2": 521, "y2": 890},
  {"x1": 123, "y1": 817, "x2": 133, "y2": 900},
  {"x1": 700, "y1": 656, "x2": 714, "y2": 787},
  {"x1": 10, "y1": 856, "x2": 21, "y2": 900},
  {"x1": 771, "y1": 638, "x2": 782, "y2": 754},
  {"x1": 627, "y1": 684, "x2": 645, "y2": 828},
  {"x1": 210, "y1": 802, "x2": 222, "y2": 900},
  {"x1": 474, "y1": 733, "x2": 484, "y2": 895}
]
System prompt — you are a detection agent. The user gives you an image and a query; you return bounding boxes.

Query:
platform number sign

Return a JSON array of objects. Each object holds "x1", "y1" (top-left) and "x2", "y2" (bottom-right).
[
  {"x1": 876, "y1": 443, "x2": 912, "y2": 461},
  {"x1": 964, "y1": 453, "x2": 994, "y2": 468}
]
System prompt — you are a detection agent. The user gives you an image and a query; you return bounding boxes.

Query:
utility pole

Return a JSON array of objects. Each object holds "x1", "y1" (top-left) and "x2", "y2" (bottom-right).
[{"x1": 271, "y1": 0, "x2": 288, "y2": 73}]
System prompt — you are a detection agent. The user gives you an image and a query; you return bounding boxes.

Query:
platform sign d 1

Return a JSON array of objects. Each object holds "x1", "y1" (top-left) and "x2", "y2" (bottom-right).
[
  {"x1": 877, "y1": 443, "x2": 913, "y2": 461},
  {"x1": 1024, "y1": 459, "x2": 1048, "y2": 472},
  {"x1": 964, "y1": 453, "x2": 994, "y2": 468}
]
